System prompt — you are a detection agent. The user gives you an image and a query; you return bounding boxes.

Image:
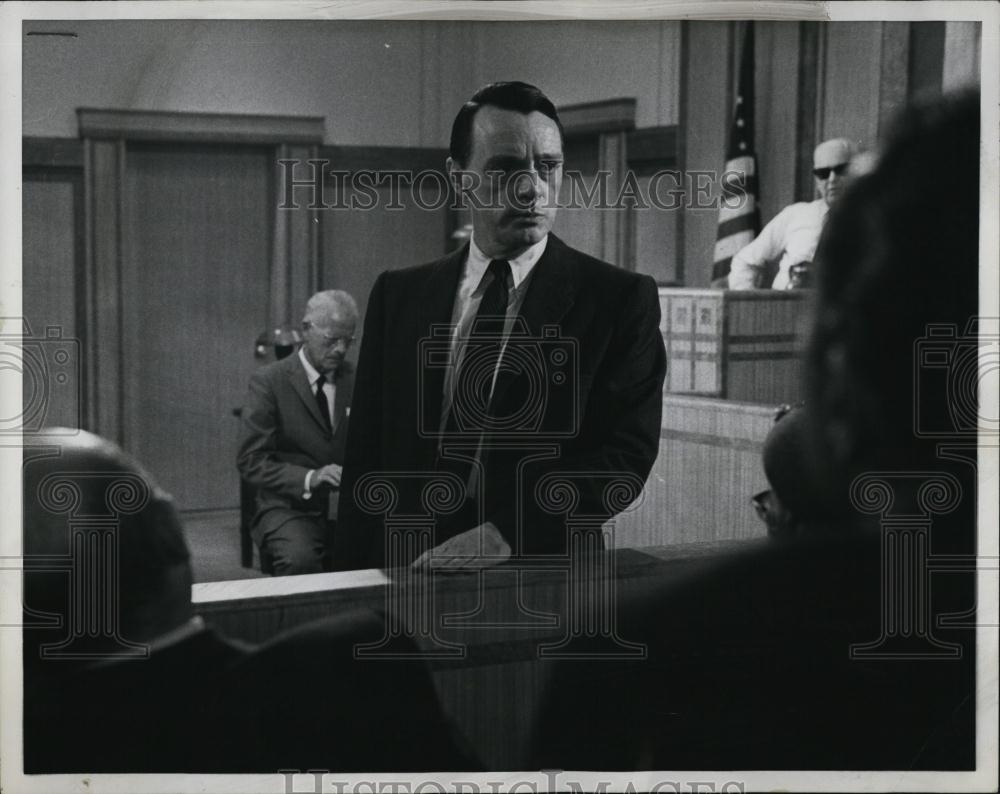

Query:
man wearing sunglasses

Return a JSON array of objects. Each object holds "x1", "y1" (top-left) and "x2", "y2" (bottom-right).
[{"x1": 728, "y1": 137, "x2": 856, "y2": 289}]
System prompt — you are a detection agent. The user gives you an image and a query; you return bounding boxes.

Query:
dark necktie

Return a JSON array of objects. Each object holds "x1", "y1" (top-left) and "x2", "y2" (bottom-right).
[
  {"x1": 314, "y1": 374, "x2": 332, "y2": 432},
  {"x1": 439, "y1": 260, "x2": 512, "y2": 502},
  {"x1": 451, "y1": 259, "x2": 511, "y2": 431}
]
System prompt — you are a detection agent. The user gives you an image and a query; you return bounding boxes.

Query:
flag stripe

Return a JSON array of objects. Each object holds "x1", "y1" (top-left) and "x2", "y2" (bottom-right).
[
  {"x1": 717, "y1": 215, "x2": 759, "y2": 241},
  {"x1": 718, "y1": 202, "x2": 754, "y2": 225},
  {"x1": 713, "y1": 231, "x2": 755, "y2": 263},
  {"x1": 713, "y1": 21, "x2": 759, "y2": 281}
]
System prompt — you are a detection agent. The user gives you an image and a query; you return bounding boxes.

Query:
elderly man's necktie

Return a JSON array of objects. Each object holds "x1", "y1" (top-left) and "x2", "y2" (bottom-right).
[{"x1": 314, "y1": 374, "x2": 332, "y2": 432}]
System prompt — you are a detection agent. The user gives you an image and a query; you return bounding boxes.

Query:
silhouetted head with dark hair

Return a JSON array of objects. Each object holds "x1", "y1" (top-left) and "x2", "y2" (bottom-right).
[
  {"x1": 803, "y1": 90, "x2": 980, "y2": 515},
  {"x1": 22, "y1": 430, "x2": 194, "y2": 675}
]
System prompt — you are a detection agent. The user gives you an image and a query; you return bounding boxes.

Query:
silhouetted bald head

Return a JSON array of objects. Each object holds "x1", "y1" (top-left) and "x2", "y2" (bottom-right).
[{"x1": 23, "y1": 430, "x2": 193, "y2": 668}]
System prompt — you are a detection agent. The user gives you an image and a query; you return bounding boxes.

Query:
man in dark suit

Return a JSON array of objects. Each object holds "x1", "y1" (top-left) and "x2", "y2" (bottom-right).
[
  {"x1": 338, "y1": 82, "x2": 666, "y2": 571},
  {"x1": 238, "y1": 290, "x2": 356, "y2": 575}
]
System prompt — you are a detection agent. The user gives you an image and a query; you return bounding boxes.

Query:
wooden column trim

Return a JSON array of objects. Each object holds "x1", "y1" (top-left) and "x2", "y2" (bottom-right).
[
  {"x1": 879, "y1": 22, "x2": 911, "y2": 141},
  {"x1": 561, "y1": 98, "x2": 636, "y2": 270},
  {"x1": 598, "y1": 130, "x2": 630, "y2": 268},
  {"x1": 942, "y1": 21, "x2": 982, "y2": 91},
  {"x1": 78, "y1": 109, "x2": 323, "y2": 145},
  {"x1": 675, "y1": 20, "x2": 690, "y2": 286},
  {"x1": 559, "y1": 98, "x2": 636, "y2": 136},
  {"x1": 814, "y1": 23, "x2": 828, "y2": 142},
  {"x1": 284, "y1": 144, "x2": 321, "y2": 320},
  {"x1": 795, "y1": 22, "x2": 821, "y2": 203},
  {"x1": 83, "y1": 137, "x2": 125, "y2": 442},
  {"x1": 23, "y1": 137, "x2": 84, "y2": 169}
]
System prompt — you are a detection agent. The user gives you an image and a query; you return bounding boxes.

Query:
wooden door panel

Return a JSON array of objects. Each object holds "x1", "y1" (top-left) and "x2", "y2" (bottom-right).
[
  {"x1": 20, "y1": 177, "x2": 84, "y2": 432},
  {"x1": 322, "y1": 181, "x2": 449, "y2": 352},
  {"x1": 123, "y1": 143, "x2": 271, "y2": 510}
]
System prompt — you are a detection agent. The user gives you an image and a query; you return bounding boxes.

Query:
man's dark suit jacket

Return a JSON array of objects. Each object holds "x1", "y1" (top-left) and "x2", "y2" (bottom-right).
[
  {"x1": 237, "y1": 352, "x2": 353, "y2": 539},
  {"x1": 337, "y1": 234, "x2": 666, "y2": 569}
]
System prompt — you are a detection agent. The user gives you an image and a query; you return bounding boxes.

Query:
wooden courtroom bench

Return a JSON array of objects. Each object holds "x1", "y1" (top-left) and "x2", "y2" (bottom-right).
[{"x1": 193, "y1": 539, "x2": 759, "y2": 769}]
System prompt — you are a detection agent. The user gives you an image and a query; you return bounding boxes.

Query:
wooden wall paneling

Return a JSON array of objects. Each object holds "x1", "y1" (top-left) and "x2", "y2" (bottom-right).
[
  {"x1": 122, "y1": 143, "x2": 273, "y2": 510},
  {"x1": 908, "y1": 22, "x2": 947, "y2": 102},
  {"x1": 723, "y1": 290, "x2": 810, "y2": 405},
  {"x1": 821, "y1": 23, "x2": 881, "y2": 149},
  {"x1": 879, "y1": 22, "x2": 911, "y2": 140},
  {"x1": 78, "y1": 108, "x2": 324, "y2": 146},
  {"x1": 559, "y1": 98, "x2": 636, "y2": 137},
  {"x1": 83, "y1": 137, "x2": 125, "y2": 441},
  {"x1": 675, "y1": 21, "x2": 689, "y2": 286},
  {"x1": 272, "y1": 143, "x2": 320, "y2": 326},
  {"x1": 23, "y1": 137, "x2": 83, "y2": 169},
  {"x1": 269, "y1": 145, "x2": 290, "y2": 330},
  {"x1": 756, "y1": 22, "x2": 802, "y2": 225},
  {"x1": 78, "y1": 109, "x2": 324, "y2": 511},
  {"x1": 796, "y1": 22, "x2": 821, "y2": 203},
  {"x1": 627, "y1": 126, "x2": 680, "y2": 284},
  {"x1": 555, "y1": 98, "x2": 637, "y2": 270},
  {"x1": 598, "y1": 129, "x2": 630, "y2": 268},
  {"x1": 942, "y1": 22, "x2": 982, "y2": 91},
  {"x1": 681, "y1": 22, "x2": 733, "y2": 287},
  {"x1": 632, "y1": 174, "x2": 677, "y2": 284},
  {"x1": 643, "y1": 395, "x2": 772, "y2": 545},
  {"x1": 553, "y1": 134, "x2": 603, "y2": 262},
  {"x1": 657, "y1": 288, "x2": 811, "y2": 404},
  {"x1": 319, "y1": 150, "x2": 451, "y2": 355},
  {"x1": 21, "y1": 169, "x2": 86, "y2": 431}
]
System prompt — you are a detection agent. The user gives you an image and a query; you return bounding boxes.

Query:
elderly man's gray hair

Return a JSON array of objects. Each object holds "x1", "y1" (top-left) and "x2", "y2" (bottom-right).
[{"x1": 303, "y1": 290, "x2": 358, "y2": 326}]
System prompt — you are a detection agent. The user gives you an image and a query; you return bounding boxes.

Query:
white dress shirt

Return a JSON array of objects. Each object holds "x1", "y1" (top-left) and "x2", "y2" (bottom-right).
[
  {"x1": 728, "y1": 199, "x2": 828, "y2": 289},
  {"x1": 440, "y1": 234, "x2": 547, "y2": 423}
]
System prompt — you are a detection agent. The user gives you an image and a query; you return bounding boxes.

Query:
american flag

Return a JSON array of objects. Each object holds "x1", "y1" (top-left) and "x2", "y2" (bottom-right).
[{"x1": 712, "y1": 22, "x2": 760, "y2": 282}]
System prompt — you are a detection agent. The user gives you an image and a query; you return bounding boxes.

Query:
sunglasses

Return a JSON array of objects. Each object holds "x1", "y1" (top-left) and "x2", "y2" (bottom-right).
[{"x1": 813, "y1": 163, "x2": 849, "y2": 180}]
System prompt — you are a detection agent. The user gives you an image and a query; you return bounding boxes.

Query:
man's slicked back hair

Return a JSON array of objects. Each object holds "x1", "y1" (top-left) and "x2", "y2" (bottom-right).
[{"x1": 449, "y1": 81, "x2": 564, "y2": 167}]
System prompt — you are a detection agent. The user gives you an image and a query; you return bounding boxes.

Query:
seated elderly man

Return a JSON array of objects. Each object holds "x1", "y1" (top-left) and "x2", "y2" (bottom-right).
[
  {"x1": 238, "y1": 289, "x2": 357, "y2": 575},
  {"x1": 728, "y1": 137, "x2": 856, "y2": 289}
]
